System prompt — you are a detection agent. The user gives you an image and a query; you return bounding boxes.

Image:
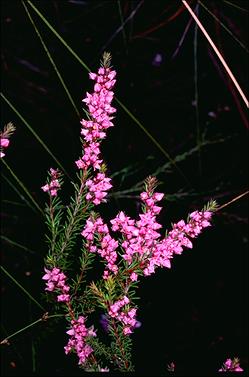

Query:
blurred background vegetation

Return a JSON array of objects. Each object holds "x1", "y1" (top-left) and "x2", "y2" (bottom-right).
[{"x1": 1, "y1": 0, "x2": 248, "y2": 375}]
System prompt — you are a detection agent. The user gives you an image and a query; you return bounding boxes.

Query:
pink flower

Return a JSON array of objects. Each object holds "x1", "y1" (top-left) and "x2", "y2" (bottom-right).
[
  {"x1": 41, "y1": 168, "x2": 61, "y2": 197},
  {"x1": 64, "y1": 316, "x2": 96, "y2": 365},
  {"x1": 108, "y1": 297, "x2": 138, "y2": 335},
  {"x1": 85, "y1": 173, "x2": 112, "y2": 205},
  {"x1": 110, "y1": 186, "x2": 164, "y2": 270},
  {"x1": 0, "y1": 122, "x2": 16, "y2": 158},
  {"x1": 57, "y1": 294, "x2": 70, "y2": 302},
  {"x1": 123, "y1": 327, "x2": 132, "y2": 335},
  {"x1": 0, "y1": 138, "x2": 9, "y2": 147},
  {"x1": 81, "y1": 216, "x2": 118, "y2": 276},
  {"x1": 42, "y1": 267, "x2": 70, "y2": 303},
  {"x1": 110, "y1": 178, "x2": 214, "y2": 277},
  {"x1": 130, "y1": 272, "x2": 138, "y2": 281},
  {"x1": 98, "y1": 367, "x2": 110, "y2": 372},
  {"x1": 219, "y1": 357, "x2": 243, "y2": 372},
  {"x1": 76, "y1": 58, "x2": 116, "y2": 206}
]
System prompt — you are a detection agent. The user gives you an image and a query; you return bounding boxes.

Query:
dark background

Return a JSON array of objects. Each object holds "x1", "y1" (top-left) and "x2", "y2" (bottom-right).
[{"x1": 1, "y1": 0, "x2": 248, "y2": 376}]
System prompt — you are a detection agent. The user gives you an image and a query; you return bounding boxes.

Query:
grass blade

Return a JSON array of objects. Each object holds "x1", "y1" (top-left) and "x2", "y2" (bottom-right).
[
  {"x1": 31, "y1": 336, "x2": 36, "y2": 372},
  {"x1": 2, "y1": 173, "x2": 39, "y2": 213},
  {"x1": 193, "y1": 4, "x2": 202, "y2": 176},
  {"x1": 1, "y1": 265, "x2": 45, "y2": 311},
  {"x1": 172, "y1": 11, "x2": 193, "y2": 59},
  {"x1": 117, "y1": 0, "x2": 128, "y2": 53},
  {"x1": 222, "y1": 0, "x2": 248, "y2": 12},
  {"x1": 1, "y1": 235, "x2": 36, "y2": 255},
  {"x1": 22, "y1": 1, "x2": 80, "y2": 119},
  {"x1": 27, "y1": 0, "x2": 90, "y2": 72},
  {"x1": 109, "y1": 134, "x2": 233, "y2": 198},
  {"x1": 115, "y1": 97, "x2": 192, "y2": 186},
  {"x1": 199, "y1": 1, "x2": 248, "y2": 52},
  {"x1": 182, "y1": 0, "x2": 249, "y2": 108},
  {"x1": 1, "y1": 92, "x2": 71, "y2": 178},
  {"x1": 1, "y1": 159, "x2": 43, "y2": 215},
  {"x1": 100, "y1": 0, "x2": 143, "y2": 55}
]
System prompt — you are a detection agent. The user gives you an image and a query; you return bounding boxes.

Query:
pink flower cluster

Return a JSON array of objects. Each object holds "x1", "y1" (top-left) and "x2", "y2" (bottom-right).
[
  {"x1": 0, "y1": 122, "x2": 15, "y2": 158},
  {"x1": 110, "y1": 191, "x2": 164, "y2": 277},
  {"x1": 81, "y1": 182, "x2": 213, "y2": 281},
  {"x1": 98, "y1": 366, "x2": 110, "y2": 372},
  {"x1": 111, "y1": 190, "x2": 212, "y2": 276},
  {"x1": 0, "y1": 137, "x2": 10, "y2": 158},
  {"x1": 42, "y1": 267, "x2": 70, "y2": 303},
  {"x1": 142, "y1": 209, "x2": 212, "y2": 276},
  {"x1": 81, "y1": 217, "x2": 119, "y2": 277},
  {"x1": 108, "y1": 296, "x2": 137, "y2": 335},
  {"x1": 41, "y1": 168, "x2": 61, "y2": 197},
  {"x1": 76, "y1": 61, "x2": 116, "y2": 205},
  {"x1": 85, "y1": 172, "x2": 112, "y2": 205},
  {"x1": 64, "y1": 316, "x2": 96, "y2": 365},
  {"x1": 219, "y1": 358, "x2": 243, "y2": 372}
]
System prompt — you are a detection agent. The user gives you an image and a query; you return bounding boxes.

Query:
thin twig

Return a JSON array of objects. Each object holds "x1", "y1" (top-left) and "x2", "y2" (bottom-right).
[
  {"x1": 0, "y1": 314, "x2": 64, "y2": 345},
  {"x1": 216, "y1": 190, "x2": 249, "y2": 211}
]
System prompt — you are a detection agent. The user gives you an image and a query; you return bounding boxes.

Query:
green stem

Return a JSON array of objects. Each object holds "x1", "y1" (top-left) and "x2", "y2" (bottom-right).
[
  {"x1": 58, "y1": 173, "x2": 90, "y2": 257},
  {"x1": 72, "y1": 251, "x2": 94, "y2": 297},
  {"x1": 110, "y1": 318, "x2": 132, "y2": 371},
  {"x1": 49, "y1": 197, "x2": 57, "y2": 255}
]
